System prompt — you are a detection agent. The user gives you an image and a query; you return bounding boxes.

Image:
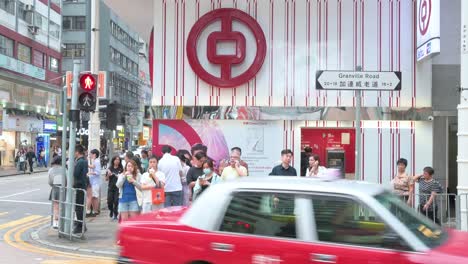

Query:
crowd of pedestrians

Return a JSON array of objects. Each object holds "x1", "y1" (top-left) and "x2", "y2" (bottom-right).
[{"x1": 47, "y1": 142, "x2": 444, "y2": 233}]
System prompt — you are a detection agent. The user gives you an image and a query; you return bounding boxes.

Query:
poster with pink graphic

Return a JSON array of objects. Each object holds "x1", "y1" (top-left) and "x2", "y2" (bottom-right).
[{"x1": 152, "y1": 120, "x2": 283, "y2": 176}]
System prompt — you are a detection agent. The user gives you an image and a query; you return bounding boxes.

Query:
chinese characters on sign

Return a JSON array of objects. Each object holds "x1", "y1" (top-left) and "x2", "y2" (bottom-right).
[{"x1": 316, "y1": 71, "x2": 402, "y2": 91}]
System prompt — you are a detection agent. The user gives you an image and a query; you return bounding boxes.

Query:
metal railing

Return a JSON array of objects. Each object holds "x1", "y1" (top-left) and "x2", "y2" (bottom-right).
[{"x1": 51, "y1": 186, "x2": 87, "y2": 240}]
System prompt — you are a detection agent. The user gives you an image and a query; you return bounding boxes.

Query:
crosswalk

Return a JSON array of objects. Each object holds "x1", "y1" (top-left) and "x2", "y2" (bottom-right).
[{"x1": 0, "y1": 211, "x2": 116, "y2": 264}]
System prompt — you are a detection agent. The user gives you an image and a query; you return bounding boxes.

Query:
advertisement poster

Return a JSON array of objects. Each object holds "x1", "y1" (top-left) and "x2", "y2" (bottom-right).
[
  {"x1": 36, "y1": 134, "x2": 50, "y2": 165},
  {"x1": 153, "y1": 120, "x2": 283, "y2": 176}
]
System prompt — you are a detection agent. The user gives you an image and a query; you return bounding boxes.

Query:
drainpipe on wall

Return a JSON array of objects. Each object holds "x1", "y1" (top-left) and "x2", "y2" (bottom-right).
[{"x1": 457, "y1": 0, "x2": 468, "y2": 231}]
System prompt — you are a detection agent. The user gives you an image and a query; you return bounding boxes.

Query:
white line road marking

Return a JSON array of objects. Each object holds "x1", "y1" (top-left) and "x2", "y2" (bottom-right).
[
  {"x1": 0, "y1": 199, "x2": 49, "y2": 205},
  {"x1": 0, "y1": 189, "x2": 41, "y2": 199}
]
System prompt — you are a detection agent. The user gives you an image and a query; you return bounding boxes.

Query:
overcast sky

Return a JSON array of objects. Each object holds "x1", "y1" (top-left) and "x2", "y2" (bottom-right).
[{"x1": 103, "y1": 0, "x2": 153, "y2": 42}]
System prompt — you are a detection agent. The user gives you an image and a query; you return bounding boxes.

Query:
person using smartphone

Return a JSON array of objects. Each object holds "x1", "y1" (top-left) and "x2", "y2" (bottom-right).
[
  {"x1": 221, "y1": 150, "x2": 247, "y2": 181},
  {"x1": 140, "y1": 156, "x2": 166, "y2": 213},
  {"x1": 193, "y1": 160, "x2": 221, "y2": 200}
]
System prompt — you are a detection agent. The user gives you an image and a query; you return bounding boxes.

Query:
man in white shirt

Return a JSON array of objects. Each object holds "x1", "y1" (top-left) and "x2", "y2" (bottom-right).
[{"x1": 158, "y1": 145, "x2": 183, "y2": 207}]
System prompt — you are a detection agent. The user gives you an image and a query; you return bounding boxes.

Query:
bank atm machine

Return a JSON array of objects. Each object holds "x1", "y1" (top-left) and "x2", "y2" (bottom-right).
[{"x1": 326, "y1": 148, "x2": 345, "y2": 178}]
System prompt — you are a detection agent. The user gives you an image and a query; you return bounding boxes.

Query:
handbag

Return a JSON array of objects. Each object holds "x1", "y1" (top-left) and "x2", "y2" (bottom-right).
[{"x1": 151, "y1": 174, "x2": 165, "y2": 205}]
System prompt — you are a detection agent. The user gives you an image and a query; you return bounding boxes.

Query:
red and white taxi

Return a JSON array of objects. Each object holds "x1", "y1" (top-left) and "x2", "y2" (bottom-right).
[{"x1": 117, "y1": 177, "x2": 468, "y2": 264}]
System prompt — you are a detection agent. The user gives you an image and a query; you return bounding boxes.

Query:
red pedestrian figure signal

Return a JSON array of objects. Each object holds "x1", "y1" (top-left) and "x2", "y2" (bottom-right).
[
  {"x1": 78, "y1": 73, "x2": 98, "y2": 112},
  {"x1": 79, "y1": 74, "x2": 96, "y2": 91}
]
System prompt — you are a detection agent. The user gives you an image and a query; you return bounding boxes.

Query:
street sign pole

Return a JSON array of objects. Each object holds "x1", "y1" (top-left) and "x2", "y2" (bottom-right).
[
  {"x1": 59, "y1": 85, "x2": 68, "y2": 233},
  {"x1": 64, "y1": 60, "x2": 81, "y2": 236},
  {"x1": 88, "y1": 0, "x2": 101, "y2": 154}
]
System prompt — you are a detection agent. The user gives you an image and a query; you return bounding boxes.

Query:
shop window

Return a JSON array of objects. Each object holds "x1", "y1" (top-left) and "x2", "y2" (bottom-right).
[
  {"x1": 17, "y1": 43, "x2": 31, "y2": 63},
  {"x1": 49, "y1": 57, "x2": 59, "y2": 72},
  {"x1": 0, "y1": 0, "x2": 16, "y2": 15},
  {"x1": 0, "y1": 34, "x2": 14, "y2": 57},
  {"x1": 219, "y1": 192, "x2": 297, "y2": 239}
]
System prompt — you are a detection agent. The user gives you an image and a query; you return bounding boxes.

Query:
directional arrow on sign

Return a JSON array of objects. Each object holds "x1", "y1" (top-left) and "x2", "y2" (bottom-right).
[{"x1": 316, "y1": 71, "x2": 402, "y2": 91}]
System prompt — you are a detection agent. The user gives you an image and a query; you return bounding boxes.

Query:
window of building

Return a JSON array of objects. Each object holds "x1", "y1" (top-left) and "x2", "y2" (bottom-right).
[
  {"x1": 34, "y1": 12, "x2": 48, "y2": 32},
  {"x1": 0, "y1": 0, "x2": 16, "y2": 15},
  {"x1": 33, "y1": 50, "x2": 45, "y2": 68},
  {"x1": 17, "y1": 43, "x2": 31, "y2": 63},
  {"x1": 219, "y1": 192, "x2": 297, "y2": 239},
  {"x1": 49, "y1": 56, "x2": 59, "y2": 72},
  {"x1": 49, "y1": 21, "x2": 60, "y2": 39},
  {"x1": 62, "y1": 43, "x2": 85, "y2": 58},
  {"x1": 311, "y1": 195, "x2": 409, "y2": 250},
  {"x1": 17, "y1": 2, "x2": 33, "y2": 24},
  {"x1": 0, "y1": 35, "x2": 14, "y2": 57},
  {"x1": 62, "y1": 16, "x2": 85, "y2": 30}
]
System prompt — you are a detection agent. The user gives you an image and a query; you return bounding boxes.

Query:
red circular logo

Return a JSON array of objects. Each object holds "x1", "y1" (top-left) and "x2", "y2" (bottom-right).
[
  {"x1": 187, "y1": 8, "x2": 266, "y2": 88},
  {"x1": 419, "y1": 0, "x2": 431, "y2": 36}
]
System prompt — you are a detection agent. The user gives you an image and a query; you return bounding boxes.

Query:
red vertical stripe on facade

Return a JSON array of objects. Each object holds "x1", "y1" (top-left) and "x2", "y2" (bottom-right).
[
  {"x1": 390, "y1": 0, "x2": 394, "y2": 107},
  {"x1": 285, "y1": 0, "x2": 289, "y2": 107},
  {"x1": 378, "y1": 0, "x2": 382, "y2": 106},
  {"x1": 391, "y1": 121, "x2": 395, "y2": 178},
  {"x1": 338, "y1": 0, "x2": 342, "y2": 106},
  {"x1": 412, "y1": 0, "x2": 416, "y2": 107},
  {"x1": 379, "y1": 121, "x2": 383, "y2": 184},
  {"x1": 254, "y1": 0, "x2": 258, "y2": 106},
  {"x1": 162, "y1": 1, "x2": 167, "y2": 106},
  {"x1": 175, "y1": 1, "x2": 179, "y2": 100},
  {"x1": 411, "y1": 122, "x2": 415, "y2": 176},
  {"x1": 196, "y1": 0, "x2": 200, "y2": 106},
  {"x1": 361, "y1": 0, "x2": 365, "y2": 101},
  {"x1": 269, "y1": 0, "x2": 274, "y2": 107},
  {"x1": 307, "y1": 0, "x2": 311, "y2": 107},
  {"x1": 361, "y1": 121, "x2": 365, "y2": 181},
  {"x1": 318, "y1": 0, "x2": 321, "y2": 106},
  {"x1": 397, "y1": 0, "x2": 401, "y2": 106},
  {"x1": 292, "y1": 0, "x2": 296, "y2": 107},
  {"x1": 182, "y1": 0, "x2": 186, "y2": 103}
]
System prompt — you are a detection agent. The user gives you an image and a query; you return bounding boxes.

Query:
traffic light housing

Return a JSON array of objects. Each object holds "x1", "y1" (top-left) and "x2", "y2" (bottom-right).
[{"x1": 78, "y1": 73, "x2": 97, "y2": 112}]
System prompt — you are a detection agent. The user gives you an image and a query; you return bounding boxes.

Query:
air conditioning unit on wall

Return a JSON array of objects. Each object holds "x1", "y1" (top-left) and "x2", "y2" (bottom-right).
[
  {"x1": 28, "y1": 25, "x2": 39, "y2": 35},
  {"x1": 24, "y1": 4, "x2": 34, "y2": 12}
]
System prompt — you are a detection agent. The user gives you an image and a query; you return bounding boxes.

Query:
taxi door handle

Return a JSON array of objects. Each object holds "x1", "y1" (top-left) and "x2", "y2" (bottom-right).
[
  {"x1": 211, "y1": 242, "x2": 234, "y2": 252},
  {"x1": 310, "y1": 253, "x2": 337, "y2": 263}
]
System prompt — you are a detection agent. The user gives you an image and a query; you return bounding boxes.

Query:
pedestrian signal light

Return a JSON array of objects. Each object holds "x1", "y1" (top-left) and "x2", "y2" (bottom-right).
[{"x1": 78, "y1": 73, "x2": 98, "y2": 112}]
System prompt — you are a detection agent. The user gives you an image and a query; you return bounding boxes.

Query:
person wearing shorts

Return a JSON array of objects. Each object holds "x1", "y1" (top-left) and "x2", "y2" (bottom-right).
[
  {"x1": 116, "y1": 160, "x2": 142, "y2": 221},
  {"x1": 87, "y1": 149, "x2": 102, "y2": 216}
]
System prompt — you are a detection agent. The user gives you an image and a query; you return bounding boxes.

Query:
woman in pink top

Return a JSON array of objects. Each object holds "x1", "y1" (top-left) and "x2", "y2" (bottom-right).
[{"x1": 391, "y1": 158, "x2": 414, "y2": 206}]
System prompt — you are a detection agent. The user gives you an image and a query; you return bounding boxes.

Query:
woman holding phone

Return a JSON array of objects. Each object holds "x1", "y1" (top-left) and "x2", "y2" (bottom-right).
[
  {"x1": 140, "y1": 156, "x2": 166, "y2": 213},
  {"x1": 116, "y1": 160, "x2": 142, "y2": 221},
  {"x1": 193, "y1": 160, "x2": 221, "y2": 201}
]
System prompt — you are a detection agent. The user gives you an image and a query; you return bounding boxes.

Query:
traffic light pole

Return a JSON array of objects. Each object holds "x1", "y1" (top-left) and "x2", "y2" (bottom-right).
[
  {"x1": 64, "y1": 60, "x2": 81, "y2": 236},
  {"x1": 59, "y1": 85, "x2": 68, "y2": 234},
  {"x1": 88, "y1": 0, "x2": 101, "y2": 154}
]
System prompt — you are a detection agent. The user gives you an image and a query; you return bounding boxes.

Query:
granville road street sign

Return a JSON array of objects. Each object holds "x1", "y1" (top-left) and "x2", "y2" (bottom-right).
[{"x1": 316, "y1": 71, "x2": 402, "y2": 91}]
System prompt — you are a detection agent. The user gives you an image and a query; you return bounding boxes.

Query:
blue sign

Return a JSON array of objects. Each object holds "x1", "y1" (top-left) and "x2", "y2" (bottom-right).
[
  {"x1": 43, "y1": 120, "x2": 57, "y2": 134},
  {"x1": 36, "y1": 134, "x2": 50, "y2": 166}
]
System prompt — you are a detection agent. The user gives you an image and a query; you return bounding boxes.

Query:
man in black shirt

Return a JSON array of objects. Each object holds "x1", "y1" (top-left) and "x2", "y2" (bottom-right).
[
  {"x1": 301, "y1": 146, "x2": 312, "y2": 176},
  {"x1": 269, "y1": 149, "x2": 297, "y2": 176},
  {"x1": 73, "y1": 145, "x2": 88, "y2": 233},
  {"x1": 186, "y1": 152, "x2": 207, "y2": 199},
  {"x1": 25, "y1": 147, "x2": 36, "y2": 174}
]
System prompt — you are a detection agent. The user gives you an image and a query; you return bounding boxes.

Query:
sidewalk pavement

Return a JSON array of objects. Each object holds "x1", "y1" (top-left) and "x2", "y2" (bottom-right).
[
  {"x1": 31, "y1": 208, "x2": 119, "y2": 257},
  {"x1": 0, "y1": 166, "x2": 49, "y2": 177}
]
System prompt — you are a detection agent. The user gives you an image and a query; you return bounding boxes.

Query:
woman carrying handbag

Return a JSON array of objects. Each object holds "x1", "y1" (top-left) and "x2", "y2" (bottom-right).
[{"x1": 140, "y1": 156, "x2": 166, "y2": 213}]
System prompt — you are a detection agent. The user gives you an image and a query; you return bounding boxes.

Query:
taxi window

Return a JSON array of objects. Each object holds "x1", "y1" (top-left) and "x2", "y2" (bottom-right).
[
  {"x1": 311, "y1": 195, "x2": 409, "y2": 250},
  {"x1": 219, "y1": 192, "x2": 297, "y2": 239}
]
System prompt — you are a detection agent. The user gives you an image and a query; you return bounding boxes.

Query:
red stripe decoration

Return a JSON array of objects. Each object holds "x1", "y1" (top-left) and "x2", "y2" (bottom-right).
[
  {"x1": 175, "y1": 0, "x2": 179, "y2": 100},
  {"x1": 318, "y1": 0, "x2": 322, "y2": 106},
  {"x1": 162, "y1": 0, "x2": 167, "y2": 106},
  {"x1": 254, "y1": 0, "x2": 258, "y2": 106},
  {"x1": 361, "y1": 0, "x2": 365, "y2": 101},
  {"x1": 411, "y1": 121, "x2": 415, "y2": 176},
  {"x1": 292, "y1": 0, "x2": 296, "y2": 107},
  {"x1": 285, "y1": 0, "x2": 289, "y2": 107},
  {"x1": 306, "y1": 0, "x2": 311, "y2": 107},
  {"x1": 378, "y1": 0, "x2": 382, "y2": 106},
  {"x1": 397, "y1": 0, "x2": 401, "y2": 107},
  {"x1": 269, "y1": 0, "x2": 274, "y2": 107},
  {"x1": 324, "y1": 0, "x2": 328, "y2": 107},
  {"x1": 412, "y1": 0, "x2": 417, "y2": 107},
  {"x1": 379, "y1": 121, "x2": 383, "y2": 184},
  {"x1": 397, "y1": 121, "x2": 401, "y2": 162},
  {"x1": 353, "y1": 0, "x2": 357, "y2": 107},
  {"x1": 391, "y1": 121, "x2": 395, "y2": 178},
  {"x1": 338, "y1": 0, "x2": 342, "y2": 106},
  {"x1": 361, "y1": 121, "x2": 365, "y2": 181}
]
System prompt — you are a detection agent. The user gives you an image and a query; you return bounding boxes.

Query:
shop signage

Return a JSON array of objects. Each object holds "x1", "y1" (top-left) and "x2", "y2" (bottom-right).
[
  {"x1": 43, "y1": 120, "x2": 57, "y2": 134},
  {"x1": 316, "y1": 71, "x2": 402, "y2": 91},
  {"x1": 186, "y1": 8, "x2": 266, "y2": 88},
  {"x1": 0, "y1": 54, "x2": 46, "y2": 80},
  {"x1": 416, "y1": 0, "x2": 440, "y2": 61},
  {"x1": 76, "y1": 128, "x2": 104, "y2": 136}
]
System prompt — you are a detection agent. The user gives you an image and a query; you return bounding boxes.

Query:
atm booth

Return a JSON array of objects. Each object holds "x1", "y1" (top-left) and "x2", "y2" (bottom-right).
[{"x1": 326, "y1": 148, "x2": 346, "y2": 178}]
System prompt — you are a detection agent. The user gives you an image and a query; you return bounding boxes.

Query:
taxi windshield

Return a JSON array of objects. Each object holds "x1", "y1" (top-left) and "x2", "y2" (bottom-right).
[{"x1": 374, "y1": 191, "x2": 448, "y2": 249}]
